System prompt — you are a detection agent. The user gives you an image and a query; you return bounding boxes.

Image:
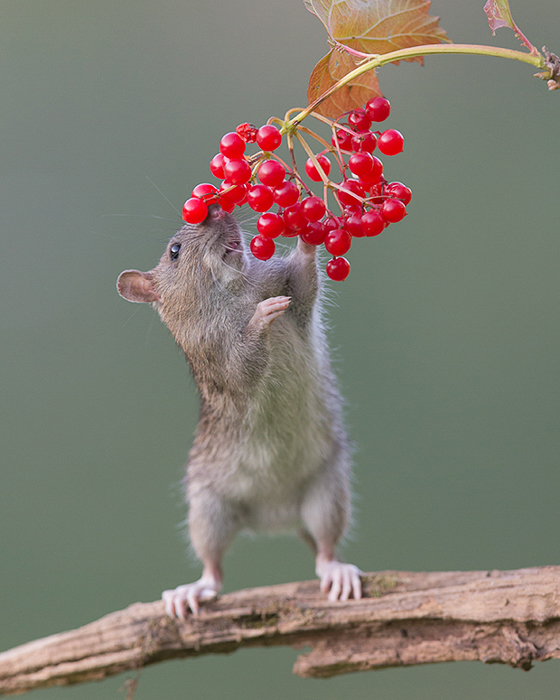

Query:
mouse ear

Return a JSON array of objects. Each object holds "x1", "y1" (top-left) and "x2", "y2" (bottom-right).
[{"x1": 117, "y1": 269, "x2": 162, "y2": 304}]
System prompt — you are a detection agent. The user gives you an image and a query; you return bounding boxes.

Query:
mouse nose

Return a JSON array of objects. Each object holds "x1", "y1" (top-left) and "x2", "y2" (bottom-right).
[{"x1": 208, "y1": 203, "x2": 227, "y2": 221}]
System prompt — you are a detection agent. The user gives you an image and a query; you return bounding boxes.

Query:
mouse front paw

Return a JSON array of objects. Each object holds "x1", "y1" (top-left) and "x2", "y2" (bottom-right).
[
  {"x1": 250, "y1": 296, "x2": 291, "y2": 330},
  {"x1": 162, "y1": 580, "x2": 219, "y2": 619}
]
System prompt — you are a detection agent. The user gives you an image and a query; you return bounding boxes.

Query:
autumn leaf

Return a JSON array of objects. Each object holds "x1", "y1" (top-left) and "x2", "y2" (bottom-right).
[
  {"x1": 305, "y1": 0, "x2": 450, "y2": 118},
  {"x1": 483, "y1": 0, "x2": 537, "y2": 53},
  {"x1": 483, "y1": 0, "x2": 516, "y2": 35},
  {"x1": 304, "y1": 0, "x2": 450, "y2": 64},
  {"x1": 307, "y1": 47, "x2": 382, "y2": 118}
]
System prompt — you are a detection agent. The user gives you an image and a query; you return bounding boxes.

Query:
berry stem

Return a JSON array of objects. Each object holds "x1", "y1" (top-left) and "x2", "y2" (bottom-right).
[
  {"x1": 294, "y1": 131, "x2": 331, "y2": 188},
  {"x1": 251, "y1": 155, "x2": 266, "y2": 179},
  {"x1": 285, "y1": 131, "x2": 314, "y2": 196},
  {"x1": 296, "y1": 124, "x2": 345, "y2": 171},
  {"x1": 288, "y1": 43, "x2": 548, "y2": 127},
  {"x1": 330, "y1": 128, "x2": 350, "y2": 178},
  {"x1": 323, "y1": 181, "x2": 330, "y2": 208},
  {"x1": 284, "y1": 107, "x2": 303, "y2": 122},
  {"x1": 294, "y1": 131, "x2": 339, "y2": 212},
  {"x1": 297, "y1": 125, "x2": 333, "y2": 153},
  {"x1": 269, "y1": 116, "x2": 286, "y2": 130},
  {"x1": 269, "y1": 152, "x2": 295, "y2": 174},
  {"x1": 331, "y1": 181, "x2": 366, "y2": 209}
]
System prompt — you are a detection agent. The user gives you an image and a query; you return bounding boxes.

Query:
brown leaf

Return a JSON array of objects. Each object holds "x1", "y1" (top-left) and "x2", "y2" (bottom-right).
[
  {"x1": 305, "y1": 0, "x2": 450, "y2": 65},
  {"x1": 483, "y1": 0, "x2": 536, "y2": 53},
  {"x1": 307, "y1": 48, "x2": 382, "y2": 119},
  {"x1": 483, "y1": 0, "x2": 516, "y2": 35}
]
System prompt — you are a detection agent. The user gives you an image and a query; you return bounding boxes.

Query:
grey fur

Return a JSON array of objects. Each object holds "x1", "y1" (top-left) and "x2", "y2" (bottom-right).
[{"x1": 117, "y1": 205, "x2": 354, "y2": 601}]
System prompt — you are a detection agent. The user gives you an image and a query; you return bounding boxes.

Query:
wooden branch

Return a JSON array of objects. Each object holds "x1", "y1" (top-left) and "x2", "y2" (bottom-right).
[{"x1": 1, "y1": 566, "x2": 560, "y2": 696}]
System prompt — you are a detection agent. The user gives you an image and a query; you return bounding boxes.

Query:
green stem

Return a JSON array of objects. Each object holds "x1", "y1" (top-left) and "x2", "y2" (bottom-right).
[{"x1": 285, "y1": 43, "x2": 546, "y2": 127}]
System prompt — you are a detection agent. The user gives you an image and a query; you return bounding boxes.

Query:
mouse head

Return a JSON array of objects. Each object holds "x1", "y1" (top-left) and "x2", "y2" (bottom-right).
[{"x1": 117, "y1": 204, "x2": 247, "y2": 316}]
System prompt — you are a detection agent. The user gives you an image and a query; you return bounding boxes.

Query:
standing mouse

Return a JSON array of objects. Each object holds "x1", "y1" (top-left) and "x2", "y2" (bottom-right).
[{"x1": 117, "y1": 203, "x2": 362, "y2": 618}]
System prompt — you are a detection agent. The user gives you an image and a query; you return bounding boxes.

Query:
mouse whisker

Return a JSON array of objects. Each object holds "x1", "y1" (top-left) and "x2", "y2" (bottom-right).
[
  {"x1": 102, "y1": 213, "x2": 180, "y2": 223},
  {"x1": 144, "y1": 175, "x2": 182, "y2": 216}
]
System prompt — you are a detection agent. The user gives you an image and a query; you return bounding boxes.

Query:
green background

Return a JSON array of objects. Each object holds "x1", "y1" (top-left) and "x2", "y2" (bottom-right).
[{"x1": 1, "y1": 1, "x2": 559, "y2": 698}]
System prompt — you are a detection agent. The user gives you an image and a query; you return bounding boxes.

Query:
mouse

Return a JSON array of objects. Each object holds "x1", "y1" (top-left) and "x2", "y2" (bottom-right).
[{"x1": 117, "y1": 203, "x2": 362, "y2": 618}]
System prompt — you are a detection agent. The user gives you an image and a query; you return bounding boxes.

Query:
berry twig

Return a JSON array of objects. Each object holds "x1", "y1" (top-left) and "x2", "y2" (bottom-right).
[
  {"x1": 179, "y1": 3, "x2": 555, "y2": 282},
  {"x1": 181, "y1": 97, "x2": 412, "y2": 281},
  {"x1": 290, "y1": 43, "x2": 550, "y2": 128}
]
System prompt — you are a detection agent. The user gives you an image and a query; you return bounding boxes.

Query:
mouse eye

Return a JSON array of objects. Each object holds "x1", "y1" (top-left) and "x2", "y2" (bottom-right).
[{"x1": 169, "y1": 242, "x2": 181, "y2": 261}]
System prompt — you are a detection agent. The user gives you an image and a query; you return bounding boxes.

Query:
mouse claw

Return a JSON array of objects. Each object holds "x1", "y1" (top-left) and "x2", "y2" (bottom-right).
[
  {"x1": 162, "y1": 581, "x2": 219, "y2": 619},
  {"x1": 317, "y1": 560, "x2": 363, "y2": 602}
]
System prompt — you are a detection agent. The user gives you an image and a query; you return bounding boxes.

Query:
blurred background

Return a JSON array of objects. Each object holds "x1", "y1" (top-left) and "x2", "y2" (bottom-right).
[{"x1": 1, "y1": 0, "x2": 559, "y2": 698}]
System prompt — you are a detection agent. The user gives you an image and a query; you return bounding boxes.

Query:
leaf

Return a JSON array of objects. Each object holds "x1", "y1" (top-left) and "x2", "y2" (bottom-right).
[
  {"x1": 304, "y1": 0, "x2": 450, "y2": 64},
  {"x1": 307, "y1": 48, "x2": 382, "y2": 118},
  {"x1": 483, "y1": 0, "x2": 537, "y2": 53},
  {"x1": 483, "y1": 0, "x2": 516, "y2": 35}
]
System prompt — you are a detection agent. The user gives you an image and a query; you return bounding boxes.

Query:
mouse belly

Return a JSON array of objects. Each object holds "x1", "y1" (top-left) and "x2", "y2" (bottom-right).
[
  {"x1": 211, "y1": 389, "x2": 340, "y2": 505},
  {"x1": 188, "y1": 320, "x2": 348, "y2": 522}
]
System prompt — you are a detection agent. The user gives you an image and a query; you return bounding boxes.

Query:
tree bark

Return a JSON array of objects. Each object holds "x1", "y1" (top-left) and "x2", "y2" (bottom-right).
[{"x1": 1, "y1": 566, "x2": 560, "y2": 696}]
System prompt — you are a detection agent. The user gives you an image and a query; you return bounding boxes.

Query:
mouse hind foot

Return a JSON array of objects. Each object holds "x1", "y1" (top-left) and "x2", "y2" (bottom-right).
[
  {"x1": 316, "y1": 557, "x2": 363, "y2": 602},
  {"x1": 162, "y1": 563, "x2": 222, "y2": 619}
]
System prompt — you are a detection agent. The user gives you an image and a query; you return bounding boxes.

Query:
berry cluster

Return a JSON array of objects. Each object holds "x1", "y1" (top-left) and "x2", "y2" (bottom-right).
[{"x1": 182, "y1": 97, "x2": 411, "y2": 281}]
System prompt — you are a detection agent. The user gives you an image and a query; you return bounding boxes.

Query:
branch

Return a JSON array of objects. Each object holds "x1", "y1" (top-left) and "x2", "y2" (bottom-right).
[
  {"x1": 288, "y1": 43, "x2": 549, "y2": 125},
  {"x1": 1, "y1": 566, "x2": 560, "y2": 695}
]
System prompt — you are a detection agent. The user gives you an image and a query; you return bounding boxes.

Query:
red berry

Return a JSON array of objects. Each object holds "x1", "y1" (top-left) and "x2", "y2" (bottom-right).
[
  {"x1": 220, "y1": 132, "x2": 246, "y2": 159},
  {"x1": 345, "y1": 213, "x2": 364, "y2": 238},
  {"x1": 283, "y1": 202, "x2": 307, "y2": 230},
  {"x1": 338, "y1": 179, "x2": 365, "y2": 207},
  {"x1": 324, "y1": 229, "x2": 352, "y2": 256},
  {"x1": 256, "y1": 125, "x2": 282, "y2": 151},
  {"x1": 378, "y1": 129, "x2": 404, "y2": 156},
  {"x1": 359, "y1": 170, "x2": 383, "y2": 191},
  {"x1": 210, "y1": 153, "x2": 226, "y2": 179},
  {"x1": 332, "y1": 128, "x2": 352, "y2": 151},
  {"x1": 385, "y1": 181, "x2": 412, "y2": 205},
  {"x1": 343, "y1": 204, "x2": 361, "y2": 217},
  {"x1": 282, "y1": 225, "x2": 301, "y2": 238},
  {"x1": 381, "y1": 199, "x2": 407, "y2": 222},
  {"x1": 246, "y1": 184, "x2": 274, "y2": 212},
  {"x1": 351, "y1": 132, "x2": 377, "y2": 153},
  {"x1": 304, "y1": 155, "x2": 331, "y2": 182},
  {"x1": 182, "y1": 197, "x2": 208, "y2": 224},
  {"x1": 257, "y1": 212, "x2": 285, "y2": 238},
  {"x1": 258, "y1": 160, "x2": 285, "y2": 187},
  {"x1": 192, "y1": 183, "x2": 218, "y2": 202},
  {"x1": 300, "y1": 222, "x2": 325, "y2": 245},
  {"x1": 301, "y1": 196, "x2": 326, "y2": 222},
  {"x1": 236, "y1": 123, "x2": 258, "y2": 143},
  {"x1": 324, "y1": 215, "x2": 342, "y2": 231},
  {"x1": 223, "y1": 158, "x2": 252, "y2": 185},
  {"x1": 361, "y1": 210, "x2": 386, "y2": 236},
  {"x1": 300, "y1": 222, "x2": 327, "y2": 246},
  {"x1": 326, "y1": 257, "x2": 350, "y2": 281},
  {"x1": 220, "y1": 199, "x2": 235, "y2": 213},
  {"x1": 348, "y1": 108, "x2": 372, "y2": 132},
  {"x1": 365, "y1": 182, "x2": 384, "y2": 204},
  {"x1": 365, "y1": 96, "x2": 391, "y2": 122},
  {"x1": 250, "y1": 235, "x2": 275, "y2": 260},
  {"x1": 348, "y1": 152, "x2": 375, "y2": 178},
  {"x1": 371, "y1": 156, "x2": 384, "y2": 179},
  {"x1": 273, "y1": 181, "x2": 299, "y2": 207}
]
